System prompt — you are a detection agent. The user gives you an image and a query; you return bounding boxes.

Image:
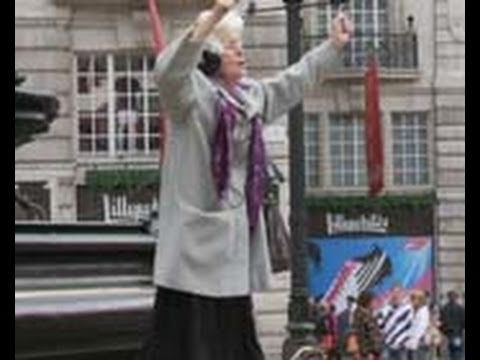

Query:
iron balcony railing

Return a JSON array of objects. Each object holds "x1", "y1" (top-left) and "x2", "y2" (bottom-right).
[{"x1": 303, "y1": 32, "x2": 419, "y2": 70}]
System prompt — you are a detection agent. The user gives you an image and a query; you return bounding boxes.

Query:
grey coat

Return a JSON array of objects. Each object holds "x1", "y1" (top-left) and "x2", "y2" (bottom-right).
[{"x1": 153, "y1": 27, "x2": 342, "y2": 297}]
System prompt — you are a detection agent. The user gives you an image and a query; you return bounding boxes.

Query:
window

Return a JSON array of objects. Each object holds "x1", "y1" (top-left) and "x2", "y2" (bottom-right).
[
  {"x1": 75, "y1": 53, "x2": 160, "y2": 157},
  {"x1": 392, "y1": 112, "x2": 429, "y2": 186},
  {"x1": 329, "y1": 113, "x2": 367, "y2": 187},
  {"x1": 305, "y1": 113, "x2": 321, "y2": 188},
  {"x1": 310, "y1": 0, "x2": 388, "y2": 67},
  {"x1": 303, "y1": 111, "x2": 430, "y2": 191},
  {"x1": 350, "y1": 0, "x2": 388, "y2": 66}
]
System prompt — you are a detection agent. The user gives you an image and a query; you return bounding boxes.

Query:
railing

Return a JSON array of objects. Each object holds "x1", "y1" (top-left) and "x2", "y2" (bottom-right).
[{"x1": 303, "y1": 32, "x2": 419, "y2": 70}]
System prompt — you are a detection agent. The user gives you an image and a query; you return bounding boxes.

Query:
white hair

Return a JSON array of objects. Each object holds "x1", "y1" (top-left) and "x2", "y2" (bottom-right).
[{"x1": 198, "y1": 10, "x2": 244, "y2": 54}]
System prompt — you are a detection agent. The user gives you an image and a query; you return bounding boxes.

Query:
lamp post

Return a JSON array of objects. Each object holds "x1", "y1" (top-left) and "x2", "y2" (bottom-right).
[{"x1": 281, "y1": 0, "x2": 318, "y2": 358}]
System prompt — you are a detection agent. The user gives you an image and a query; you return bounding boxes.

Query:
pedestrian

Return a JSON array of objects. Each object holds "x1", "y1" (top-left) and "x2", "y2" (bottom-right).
[
  {"x1": 315, "y1": 300, "x2": 330, "y2": 345},
  {"x1": 405, "y1": 290, "x2": 430, "y2": 360},
  {"x1": 337, "y1": 296, "x2": 356, "y2": 358},
  {"x1": 423, "y1": 303, "x2": 443, "y2": 360},
  {"x1": 308, "y1": 296, "x2": 318, "y2": 323},
  {"x1": 323, "y1": 303, "x2": 339, "y2": 359},
  {"x1": 338, "y1": 296, "x2": 356, "y2": 337},
  {"x1": 377, "y1": 285, "x2": 414, "y2": 360},
  {"x1": 142, "y1": 0, "x2": 351, "y2": 360},
  {"x1": 139, "y1": 1, "x2": 353, "y2": 358},
  {"x1": 440, "y1": 291, "x2": 465, "y2": 360},
  {"x1": 351, "y1": 291, "x2": 382, "y2": 360}
]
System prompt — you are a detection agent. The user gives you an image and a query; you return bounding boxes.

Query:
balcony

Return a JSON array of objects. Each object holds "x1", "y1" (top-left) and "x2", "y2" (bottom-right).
[{"x1": 303, "y1": 32, "x2": 420, "y2": 80}]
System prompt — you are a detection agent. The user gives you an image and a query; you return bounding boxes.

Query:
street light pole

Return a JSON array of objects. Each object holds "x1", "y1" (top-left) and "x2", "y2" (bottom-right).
[{"x1": 281, "y1": 0, "x2": 317, "y2": 358}]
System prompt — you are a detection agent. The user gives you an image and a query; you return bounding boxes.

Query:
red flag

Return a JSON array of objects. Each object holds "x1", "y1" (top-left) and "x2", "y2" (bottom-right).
[
  {"x1": 148, "y1": 0, "x2": 166, "y2": 53},
  {"x1": 364, "y1": 54, "x2": 384, "y2": 196},
  {"x1": 147, "y1": 0, "x2": 168, "y2": 164}
]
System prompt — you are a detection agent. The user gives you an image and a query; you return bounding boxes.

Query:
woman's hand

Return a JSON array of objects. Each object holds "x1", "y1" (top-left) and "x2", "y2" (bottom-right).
[
  {"x1": 214, "y1": 0, "x2": 237, "y2": 12},
  {"x1": 330, "y1": 10, "x2": 354, "y2": 50},
  {"x1": 192, "y1": 0, "x2": 237, "y2": 41}
]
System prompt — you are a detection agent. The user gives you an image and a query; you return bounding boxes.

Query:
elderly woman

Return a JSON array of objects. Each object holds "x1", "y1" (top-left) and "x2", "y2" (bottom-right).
[{"x1": 140, "y1": 0, "x2": 353, "y2": 359}]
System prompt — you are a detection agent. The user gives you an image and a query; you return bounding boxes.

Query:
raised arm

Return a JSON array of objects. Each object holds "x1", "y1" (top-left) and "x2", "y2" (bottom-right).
[
  {"x1": 260, "y1": 11, "x2": 353, "y2": 123},
  {"x1": 153, "y1": 1, "x2": 236, "y2": 111}
]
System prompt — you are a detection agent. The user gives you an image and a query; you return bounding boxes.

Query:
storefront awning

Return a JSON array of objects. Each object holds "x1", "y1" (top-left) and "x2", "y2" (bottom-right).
[{"x1": 85, "y1": 169, "x2": 160, "y2": 191}]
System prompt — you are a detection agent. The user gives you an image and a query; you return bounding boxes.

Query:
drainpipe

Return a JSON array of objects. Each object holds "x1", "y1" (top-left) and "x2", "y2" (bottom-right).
[{"x1": 430, "y1": 0, "x2": 440, "y2": 302}]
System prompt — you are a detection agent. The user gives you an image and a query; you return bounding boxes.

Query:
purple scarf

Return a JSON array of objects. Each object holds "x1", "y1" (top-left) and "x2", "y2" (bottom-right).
[{"x1": 211, "y1": 91, "x2": 267, "y2": 236}]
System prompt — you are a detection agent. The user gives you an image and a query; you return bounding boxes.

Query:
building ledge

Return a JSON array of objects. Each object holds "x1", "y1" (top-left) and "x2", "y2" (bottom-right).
[
  {"x1": 307, "y1": 187, "x2": 435, "y2": 198},
  {"x1": 324, "y1": 68, "x2": 421, "y2": 82},
  {"x1": 76, "y1": 156, "x2": 159, "y2": 167}
]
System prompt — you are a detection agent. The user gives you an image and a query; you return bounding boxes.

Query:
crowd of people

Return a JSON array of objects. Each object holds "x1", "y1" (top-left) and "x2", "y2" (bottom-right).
[{"x1": 308, "y1": 288, "x2": 465, "y2": 360}]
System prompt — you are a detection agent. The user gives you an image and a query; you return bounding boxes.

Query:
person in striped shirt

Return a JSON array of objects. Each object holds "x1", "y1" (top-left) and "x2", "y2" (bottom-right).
[
  {"x1": 377, "y1": 285, "x2": 414, "y2": 360},
  {"x1": 405, "y1": 291, "x2": 431, "y2": 360}
]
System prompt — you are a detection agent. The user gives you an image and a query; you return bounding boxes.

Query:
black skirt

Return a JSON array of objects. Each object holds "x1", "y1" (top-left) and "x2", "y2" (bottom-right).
[{"x1": 139, "y1": 287, "x2": 265, "y2": 360}]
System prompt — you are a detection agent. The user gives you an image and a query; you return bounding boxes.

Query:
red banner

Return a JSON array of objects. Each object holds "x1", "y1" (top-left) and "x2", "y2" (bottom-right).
[
  {"x1": 364, "y1": 56, "x2": 384, "y2": 196},
  {"x1": 148, "y1": 0, "x2": 166, "y2": 53}
]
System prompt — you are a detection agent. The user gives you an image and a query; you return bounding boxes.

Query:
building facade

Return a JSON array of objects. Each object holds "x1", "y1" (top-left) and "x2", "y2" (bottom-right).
[
  {"x1": 306, "y1": 0, "x2": 464, "y2": 296},
  {"x1": 15, "y1": 0, "x2": 464, "y2": 298},
  {"x1": 432, "y1": 0, "x2": 465, "y2": 296}
]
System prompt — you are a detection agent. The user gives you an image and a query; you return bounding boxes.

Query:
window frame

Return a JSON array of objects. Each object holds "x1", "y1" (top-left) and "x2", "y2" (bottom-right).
[
  {"x1": 305, "y1": 113, "x2": 323, "y2": 188},
  {"x1": 305, "y1": 0, "x2": 389, "y2": 68},
  {"x1": 328, "y1": 112, "x2": 368, "y2": 189},
  {"x1": 305, "y1": 110, "x2": 433, "y2": 195},
  {"x1": 73, "y1": 51, "x2": 161, "y2": 160},
  {"x1": 390, "y1": 111, "x2": 432, "y2": 188}
]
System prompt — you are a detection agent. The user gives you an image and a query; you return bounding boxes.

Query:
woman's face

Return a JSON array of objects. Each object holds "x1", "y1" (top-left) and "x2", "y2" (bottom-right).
[{"x1": 219, "y1": 40, "x2": 246, "y2": 84}]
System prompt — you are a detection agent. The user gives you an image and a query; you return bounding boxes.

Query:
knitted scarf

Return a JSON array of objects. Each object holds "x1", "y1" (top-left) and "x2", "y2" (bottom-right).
[{"x1": 211, "y1": 90, "x2": 267, "y2": 236}]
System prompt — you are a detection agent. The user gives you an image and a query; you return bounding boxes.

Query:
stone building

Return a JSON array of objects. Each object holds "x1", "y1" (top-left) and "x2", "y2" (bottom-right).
[
  {"x1": 15, "y1": 0, "x2": 464, "y2": 357},
  {"x1": 298, "y1": 0, "x2": 464, "y2": 296}
]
